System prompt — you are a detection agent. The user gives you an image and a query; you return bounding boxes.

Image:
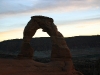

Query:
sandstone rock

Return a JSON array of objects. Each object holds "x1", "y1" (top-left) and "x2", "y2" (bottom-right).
[
  {"x1": 18, "y1": 43, "x2": 34, "y2": 59},
  {"x1": 17, "y1": 15, "x2": 83, "y2": 75},
  {"x1": 0, "y1": 59, "x2": 83, "y2": 75}
]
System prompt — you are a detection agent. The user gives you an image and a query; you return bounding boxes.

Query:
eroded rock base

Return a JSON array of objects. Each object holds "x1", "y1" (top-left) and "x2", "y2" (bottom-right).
[{"x1": 0, "y1": 59, "x2": 83, "y2": 75}]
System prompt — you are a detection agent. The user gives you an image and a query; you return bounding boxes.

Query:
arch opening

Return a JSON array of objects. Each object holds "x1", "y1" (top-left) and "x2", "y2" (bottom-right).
[
  {"x1": 30, "y1": 29, "x2": 52, "y2": 62},
  {"x1": 33, "y1": 29, "x2": 50, "y2": 38}
]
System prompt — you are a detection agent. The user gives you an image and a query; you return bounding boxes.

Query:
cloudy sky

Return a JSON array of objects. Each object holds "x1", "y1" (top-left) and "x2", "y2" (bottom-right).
[{"x1": 0, "y1": 0, "x2": 100, "y2": 42}]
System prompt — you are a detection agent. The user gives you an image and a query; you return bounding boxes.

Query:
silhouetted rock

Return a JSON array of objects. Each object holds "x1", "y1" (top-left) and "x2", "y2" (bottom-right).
[{"x1": 17, "y1": 15, "x2": 83, "y2": 75}]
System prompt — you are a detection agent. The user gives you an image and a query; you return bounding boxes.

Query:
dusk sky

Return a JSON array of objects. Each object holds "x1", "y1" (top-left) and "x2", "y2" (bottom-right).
[{"x1": 0, "y1": 0, "x2": 100, "y2": 42}]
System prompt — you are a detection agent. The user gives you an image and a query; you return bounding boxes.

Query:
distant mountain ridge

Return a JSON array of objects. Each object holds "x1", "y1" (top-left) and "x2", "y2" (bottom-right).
[
  {"x1": 0, "y1": 35, "x2": 100, "y2": 59},
  {"x1": 0, "y1": 35, "x2": 100, "y2": 49}
]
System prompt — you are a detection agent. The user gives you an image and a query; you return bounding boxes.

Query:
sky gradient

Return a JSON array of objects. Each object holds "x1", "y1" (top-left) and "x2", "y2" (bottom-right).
[{"x1": 0, "y1": 0, "x2": 100, "y2": 42}]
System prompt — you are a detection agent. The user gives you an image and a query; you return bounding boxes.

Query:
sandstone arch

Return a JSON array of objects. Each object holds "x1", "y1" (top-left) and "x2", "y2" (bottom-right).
[
  {"x1": 17, "y1": 16, "x2": 83, "y2": 75},
  {"x1": 18, "y1": 16, "x2": 71, "y2": 61}
]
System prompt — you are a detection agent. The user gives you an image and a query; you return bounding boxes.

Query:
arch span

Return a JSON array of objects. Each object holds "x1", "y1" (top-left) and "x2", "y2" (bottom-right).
[
  {"x1": 17, "y1": 16, "x2": 84, "y2": 75},
  {"x1": 18, "y1": 16, "x2": 71, "y2": 61}
]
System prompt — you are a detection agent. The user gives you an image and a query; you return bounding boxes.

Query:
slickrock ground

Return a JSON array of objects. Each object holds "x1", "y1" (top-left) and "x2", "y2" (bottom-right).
[{"x1": 0, "y1": 58, "x2": 82, "y2": 75}]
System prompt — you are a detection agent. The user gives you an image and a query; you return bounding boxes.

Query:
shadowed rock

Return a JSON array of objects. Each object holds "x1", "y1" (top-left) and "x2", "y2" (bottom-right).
[{"x1": 17, "y1": 15, "x2": 83, "y2": 75}]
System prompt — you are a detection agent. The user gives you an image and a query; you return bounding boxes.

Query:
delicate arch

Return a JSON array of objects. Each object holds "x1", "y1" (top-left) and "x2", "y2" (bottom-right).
[
  {"x1": 16, "y1": 16, "x2": 84, "y2": 75},
  {"x1": 18, "y1": 16, "x2": 71, "y2": 61}
]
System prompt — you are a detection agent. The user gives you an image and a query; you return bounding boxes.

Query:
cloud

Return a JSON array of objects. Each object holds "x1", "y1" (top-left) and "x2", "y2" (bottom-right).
[
  {"x1": 57, "y1": 21, "x2": 100, "y2": 37},
  {"x1": 56, "y1": 16, "x2": 100, "y2": 26},
  {"x1": 0, "y1": 0, "x2": 100, "y2": 17},
  {"x1": 57, "y1": 16, "x2": 100, "y2": 37},
  {"x1": 75, "y1": 19, "x2": 100, "y2": 28}
]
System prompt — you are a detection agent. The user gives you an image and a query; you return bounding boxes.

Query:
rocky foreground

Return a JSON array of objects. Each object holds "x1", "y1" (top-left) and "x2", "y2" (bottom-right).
[{"x1": 0, "y1": 58, "x2": 83, "y2": 75}]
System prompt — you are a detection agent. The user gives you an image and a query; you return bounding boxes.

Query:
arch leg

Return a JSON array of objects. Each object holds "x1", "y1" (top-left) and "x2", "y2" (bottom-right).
[{"x1": 18, "y1": 20, "x2": 39, "y2": 59}]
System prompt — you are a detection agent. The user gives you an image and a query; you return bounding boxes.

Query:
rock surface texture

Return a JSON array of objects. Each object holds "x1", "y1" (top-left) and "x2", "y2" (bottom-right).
[{"x1": 17, "y1": 15, "x2": 83, "y2": 75}]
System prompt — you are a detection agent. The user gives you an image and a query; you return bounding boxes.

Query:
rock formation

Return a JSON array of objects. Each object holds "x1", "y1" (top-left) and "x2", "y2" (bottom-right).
[{"x1": 17, "y1": 15, "x2": 83, "y2": 75}]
